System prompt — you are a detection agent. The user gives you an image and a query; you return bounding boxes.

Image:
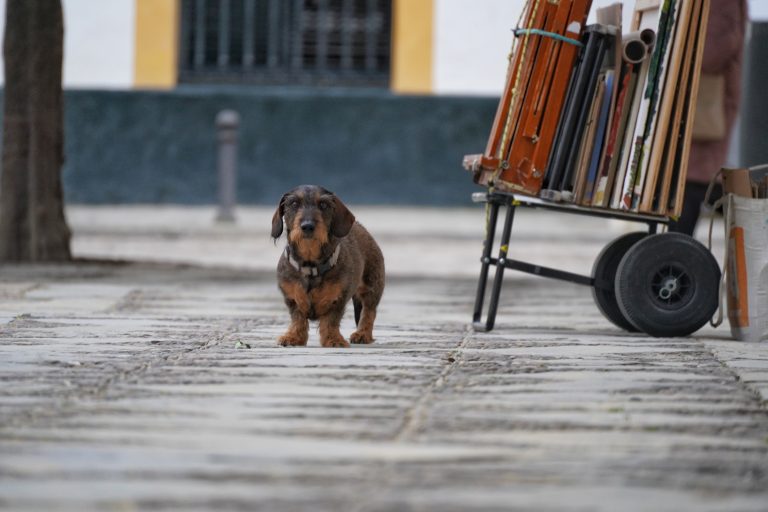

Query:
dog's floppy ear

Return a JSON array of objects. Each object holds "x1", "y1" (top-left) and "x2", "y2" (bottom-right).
[
  {"x1": 271, "y1": 194, "x2": 287, "y2": 239},
  {"x1": 330, "y1": 196, "x2": 355, "y2": 238}
]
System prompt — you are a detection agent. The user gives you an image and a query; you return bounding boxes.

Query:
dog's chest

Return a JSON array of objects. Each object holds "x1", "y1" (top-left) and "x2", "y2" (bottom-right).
[{"x1": 282, "y1": 279, "x2": 345, "y2": 320}]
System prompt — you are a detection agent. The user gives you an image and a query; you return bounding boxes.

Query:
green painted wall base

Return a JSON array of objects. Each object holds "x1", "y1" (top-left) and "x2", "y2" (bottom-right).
[{"x1": 57, "y1": 87, "x2": 497, "y2": 205}]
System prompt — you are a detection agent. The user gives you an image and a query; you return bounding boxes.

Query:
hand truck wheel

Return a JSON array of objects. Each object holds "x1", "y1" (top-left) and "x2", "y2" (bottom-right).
[
  {"x1": 615, "y1": 233, "x2": 720, "y2": 337},
  {"x1": 591, "y1": 232, "x2": 648, "y2": 332}
]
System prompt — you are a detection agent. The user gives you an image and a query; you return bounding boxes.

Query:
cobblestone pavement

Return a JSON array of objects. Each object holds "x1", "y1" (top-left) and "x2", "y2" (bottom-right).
[{"x1": 1, "y1": 206, "x2": 766, "y2": 511}]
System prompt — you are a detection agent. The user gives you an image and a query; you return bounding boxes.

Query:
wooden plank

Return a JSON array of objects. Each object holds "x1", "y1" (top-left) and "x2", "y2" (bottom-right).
[
  {"x1": 654, "y1": 0, "x2": 700, "y2": 213},
  {"x1": 544, "y1": 26, "x2": 609, "y2": 194},
  {"x1": 591, "y1": 3, "x2": 623, "y2": 205},
  {"x1": 573, "y1": 73, "x2": 607, "y2": 203},
  {"x1": 584, "y1": 70, "x2": 615, "y2": 204},
  {"x1": 500, "y1": 0, "x2": 566, "y2": 191},
  {"x1": 495, "y1": 0, "x2": 594, "y2": 195},
  {"x1": 499, "y1": 0, "x2": 558, "y2": 162},
  {"x1": 617, "y1": 3, "x2": 662, "y2": 209},
  {"x1": 478, "y1": 0, "x2": 540, "y2": 185},
  {"x1": 668, "y1": 0, "x2": 710, "y2": 217},
  {"x1": 623, "y1": 0, "x2": 673, "y2": 211},
  {"x1": 635, "y1": 0, "x2": 662, "y2": 12},
  {"x1": 643, "y1": 0, "x2": 697, "y2": 212},
  {"x1": 632, "y1": 0, "x2": 662, "y2": 31},
  {"x1": 526, "y1": 5, "x2": 592, "y2": 193},
  {"x1": 594, "y1": 60, "x2": 635, "y2": 206},
  {"x1": 611, "y1": 56, "x2": 648, "y2": 208},
  {"x1": 634, "y1": 0, "x2": 685, "y2": 211}
]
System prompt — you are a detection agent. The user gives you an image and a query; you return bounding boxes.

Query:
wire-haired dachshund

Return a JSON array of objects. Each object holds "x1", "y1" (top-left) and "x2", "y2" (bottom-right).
[{"x1": 271, "y1": 185, "x2": 385, "y2": 348}]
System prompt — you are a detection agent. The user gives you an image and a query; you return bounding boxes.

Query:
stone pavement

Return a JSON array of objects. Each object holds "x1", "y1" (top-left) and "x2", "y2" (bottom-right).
[{"x1": 1, "y1": 205, "x2": 767, "y2": 511}]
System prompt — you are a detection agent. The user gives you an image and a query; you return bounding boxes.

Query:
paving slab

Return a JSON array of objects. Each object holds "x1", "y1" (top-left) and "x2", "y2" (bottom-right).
[{"x1": 0, "y1": 206, "x2": 766, "y2": 511}]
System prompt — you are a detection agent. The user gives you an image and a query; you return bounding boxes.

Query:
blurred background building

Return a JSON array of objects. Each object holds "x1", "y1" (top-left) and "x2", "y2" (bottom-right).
[{"x1": 0, "y1": 0, "x2": 765, "y2": 205}]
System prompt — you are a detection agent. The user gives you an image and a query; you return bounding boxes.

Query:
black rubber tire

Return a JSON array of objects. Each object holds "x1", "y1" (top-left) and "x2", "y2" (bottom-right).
[
  {"x1": 591, "y1": 232, "x2": 647, "y2": 331},
  {"x1": 615, "y1": 233, "x2": 720, "y2": 337}
]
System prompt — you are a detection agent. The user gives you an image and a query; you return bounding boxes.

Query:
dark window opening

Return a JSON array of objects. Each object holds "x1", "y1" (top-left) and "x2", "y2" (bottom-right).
[{"x1": 179, "y1": 0, "x2": 392, "y2": 87}]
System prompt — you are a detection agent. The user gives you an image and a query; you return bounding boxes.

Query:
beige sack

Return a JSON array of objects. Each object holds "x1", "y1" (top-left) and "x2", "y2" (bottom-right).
[{"x1": 721, "y1": 194, "x2": 768, "y2": 342}]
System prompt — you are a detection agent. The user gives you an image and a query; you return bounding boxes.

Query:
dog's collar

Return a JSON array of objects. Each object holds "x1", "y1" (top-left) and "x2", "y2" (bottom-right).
[{"x1": 285, "y1": 245, "x2": 341, "y2": 278}]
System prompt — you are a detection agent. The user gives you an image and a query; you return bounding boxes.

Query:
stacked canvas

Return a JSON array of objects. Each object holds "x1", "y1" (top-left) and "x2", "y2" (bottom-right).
[
  {"x1": 463, "y1": 0, "x2": 594, "y2": 196},
  {"x1": 465, "y1": 0, "x2": 711, "y2": 218}
]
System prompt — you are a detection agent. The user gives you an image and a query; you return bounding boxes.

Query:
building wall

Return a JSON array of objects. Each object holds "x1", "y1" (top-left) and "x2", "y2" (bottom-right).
[
  {"x1": 0, "y1": 0, "x2": 135, "y2": 88},
  {"x1": 431, "y1": 0, "x2": 639, "y2": 96},
  {"x1": 0, "y1": 0, "x2": 765, "y2": 93},
  {"x1": 134, "y1": 0, "x2": 178, "y2": 89},
  {"x1": 390, "y1": 0, "x2": 434, "y2": 94},
  {"x1": 0, "y1": 88, "x2": 496, "y2": 205},
  {"x1": 0, "y1": 1, "x2": 765, "y2": 205}
]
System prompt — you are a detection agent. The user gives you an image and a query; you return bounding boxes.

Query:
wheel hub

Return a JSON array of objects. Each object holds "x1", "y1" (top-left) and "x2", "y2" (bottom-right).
[
  {"x1": 652, "y1": 265, "x2": 690, "y2": 305},
  {"x1": 658, "y1": 277, "x2": 678, "y2": 300}
]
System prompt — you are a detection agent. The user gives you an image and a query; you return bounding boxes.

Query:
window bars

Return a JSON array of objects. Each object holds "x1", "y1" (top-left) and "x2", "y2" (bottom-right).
[{"x1": 178, "y1": 0, "x2": 392, "y2": 87}]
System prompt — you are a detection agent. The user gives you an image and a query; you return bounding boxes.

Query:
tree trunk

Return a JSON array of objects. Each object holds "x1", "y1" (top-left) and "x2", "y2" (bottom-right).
[
  {"x1": 0, "y1": 0, "x2": 71, "y2": 262},
  {"x1": 0, "y1": 0, "x2": 31, "y2": 261}
]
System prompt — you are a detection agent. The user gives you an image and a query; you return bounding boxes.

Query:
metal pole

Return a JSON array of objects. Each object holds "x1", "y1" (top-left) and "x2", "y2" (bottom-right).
[
  {"x1": 741, "y1": 22, "x2": 768, "y2": 169},
  {"x1": 215, "y1": 110, "x2": 239, "y2": 223}
]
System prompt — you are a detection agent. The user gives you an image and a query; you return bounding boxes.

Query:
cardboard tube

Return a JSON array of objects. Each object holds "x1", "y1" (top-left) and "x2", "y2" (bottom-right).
[
  {"x1": 722, "y1": 167, "x2": 753, "y2": 197},
  {"x1": 622, "y1": 35, "x2": 648, "y2": 63},
  {"x1": 623, "y1": 29, "x2": 656, "y2": 64},
  {"x1": 639, "y1": 28, "x2": 656, "y2": 48}
]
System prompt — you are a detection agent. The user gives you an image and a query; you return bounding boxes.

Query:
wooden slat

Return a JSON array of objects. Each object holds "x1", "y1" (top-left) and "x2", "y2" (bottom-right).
[
  {"x1": 668, "y1": 0, "x2": 710, "y2": 217},
  {"x1": 480, "y1": 0, "x2": 594, "y2": 195},
  {"x1": 654, "y1": 0, "x2": 700, "y2": 213},
  {"x1": 638, "y1": 0, "x2": 692, "y2": 212}
]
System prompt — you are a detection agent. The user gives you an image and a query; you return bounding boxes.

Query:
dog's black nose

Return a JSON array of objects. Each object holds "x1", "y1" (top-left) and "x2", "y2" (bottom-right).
[{"x1": 300, "y1": 221, "x2": 315, "y2": 234}]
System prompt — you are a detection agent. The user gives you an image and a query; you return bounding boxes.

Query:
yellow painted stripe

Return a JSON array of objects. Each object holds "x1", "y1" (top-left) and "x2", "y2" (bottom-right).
[
  {"x1": 134, "y1": 0, "x2": 179, "y2": 89},
  {"x1": 391, "y1": 0, "x2": 434, "y2": 94}
]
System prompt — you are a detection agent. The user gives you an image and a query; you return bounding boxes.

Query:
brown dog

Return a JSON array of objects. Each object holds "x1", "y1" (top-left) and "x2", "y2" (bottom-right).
[{"x1": 271, "y1": 185, "x2": 385, "y2": 348}]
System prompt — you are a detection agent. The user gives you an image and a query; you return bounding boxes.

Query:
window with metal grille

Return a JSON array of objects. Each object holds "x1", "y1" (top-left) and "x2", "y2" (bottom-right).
[{"x1": 178, "y1": 0, "x2": 392, "y2": 87}]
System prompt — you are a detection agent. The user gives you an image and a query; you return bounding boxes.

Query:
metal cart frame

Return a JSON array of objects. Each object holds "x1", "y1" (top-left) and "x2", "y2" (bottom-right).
[{"x1": 471, "y1": 190, "x2": 670, "y2": 332}]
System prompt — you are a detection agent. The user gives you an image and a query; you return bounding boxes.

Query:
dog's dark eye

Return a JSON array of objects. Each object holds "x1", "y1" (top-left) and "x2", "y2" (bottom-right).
[
  {"x1": 287, "y1": 199, "x2": 300, "y2": 210},
  {"x1": 318, "y1": 201, "x2": 330, "y2": 211}
]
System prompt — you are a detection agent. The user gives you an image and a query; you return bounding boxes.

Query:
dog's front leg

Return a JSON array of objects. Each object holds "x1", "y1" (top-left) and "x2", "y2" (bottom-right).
[
  {"x1": 278, "y1": 308, "x2": 309, "y2": 347},
  {"x1": 278, "y1": 282, "x2": 310, "y2": 346},
  {"x1": 318, "y1": 309, "x2": 349, "y2": 348}
]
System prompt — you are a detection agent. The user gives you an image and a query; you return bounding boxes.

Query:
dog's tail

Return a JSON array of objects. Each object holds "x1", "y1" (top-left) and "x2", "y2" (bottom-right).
[{"x1": 353, "y1": 297, "x2": 362, "y2": 326}]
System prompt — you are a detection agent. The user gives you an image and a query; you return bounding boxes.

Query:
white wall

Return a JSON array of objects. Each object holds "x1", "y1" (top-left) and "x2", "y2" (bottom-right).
[
  {"x1": 0, "y1": 0, "x2": 764, "y2": 93},
  {"x1": 432, "y1": 0, "x2": 525, "y2": 96},
  {"x1": 433, "y1": 0, "x2": 637, "y2": 96},
  {"x1": 749, "y1": 0, "x2": 768, "y2": 20},
  {"x1": 433, "y1": 0, "x2": 765, "y2": 96},
  {"x1": 0, "y1": 0, "x2": 135, "y2": 89}
]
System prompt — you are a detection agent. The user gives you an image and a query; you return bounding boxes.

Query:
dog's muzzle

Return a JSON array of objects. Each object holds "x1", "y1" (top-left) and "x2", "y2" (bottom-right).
[{"x1": 300, "y1": 220, "x2": 316, "y2": 237}]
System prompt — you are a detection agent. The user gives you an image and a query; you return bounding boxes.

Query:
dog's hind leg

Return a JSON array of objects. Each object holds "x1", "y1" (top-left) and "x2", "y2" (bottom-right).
[
  {"x1": 350, "y1": 227, "x2": 385, "y2": 345},
  {"x1": 353, "y1": 297, "x2": 362, "y2": 326},
  {"x1": 350, "y1": 285, "x2": 381, "y2": 345}
]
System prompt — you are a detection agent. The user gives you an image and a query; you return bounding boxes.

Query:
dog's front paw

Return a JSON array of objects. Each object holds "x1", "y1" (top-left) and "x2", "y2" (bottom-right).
[
  {"x1": 320, "y1": 334, "x2": 350, "y2": 348},
  {"x1": 350, "y1": 330, "x2": 374, "y2": 344},
  {"x1": 278, "y1": 333, "x2": 307, "y2": 347}
]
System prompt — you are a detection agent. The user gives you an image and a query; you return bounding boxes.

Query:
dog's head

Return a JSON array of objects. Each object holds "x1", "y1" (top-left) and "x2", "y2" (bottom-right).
[{"x1": 271, "y1": 185, "x2": 355, "y2": 260}]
